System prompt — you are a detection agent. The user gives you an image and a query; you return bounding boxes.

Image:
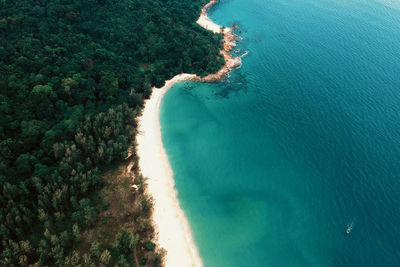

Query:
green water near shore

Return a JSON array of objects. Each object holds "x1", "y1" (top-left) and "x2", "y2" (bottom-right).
[{"x1": 161, "y1": 0, "x2": 400, "y2": 265}]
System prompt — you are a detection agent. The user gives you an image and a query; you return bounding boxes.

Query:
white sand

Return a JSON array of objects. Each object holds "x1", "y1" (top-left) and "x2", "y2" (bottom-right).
[
  {"x1": 136, "y1": 2, "x2": 231, "y2": 266},
  {"x1": 197, "y1": 0, "x2": 227, "y2": 34},
  {"x1": 136, "y1": 74, "x2": 201, "y2": 267},
  {"x1": 197, "y1": 14, "x2": 224, "y2": 34}
]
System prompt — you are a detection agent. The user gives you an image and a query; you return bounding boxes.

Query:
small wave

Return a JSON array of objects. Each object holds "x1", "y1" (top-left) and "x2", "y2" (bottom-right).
[{"x1": 240, "y1": 51, "x2": 249, "y2": 58}]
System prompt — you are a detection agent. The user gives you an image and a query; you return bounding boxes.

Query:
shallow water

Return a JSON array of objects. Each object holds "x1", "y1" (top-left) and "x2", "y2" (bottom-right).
[{"x1": 160, "y1": 0, "x2": 400, "y2": 265}]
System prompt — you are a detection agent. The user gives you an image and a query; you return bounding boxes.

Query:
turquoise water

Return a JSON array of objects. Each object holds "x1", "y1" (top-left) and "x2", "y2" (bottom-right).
[{"x1": 160, "y1": 0, "x2": 400, "y2": 266}]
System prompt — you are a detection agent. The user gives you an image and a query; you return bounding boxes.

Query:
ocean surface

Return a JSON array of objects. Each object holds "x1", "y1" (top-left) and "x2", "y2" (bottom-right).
[{"x1": 160, "y1": 0, "x2": 400, "y2": 266}]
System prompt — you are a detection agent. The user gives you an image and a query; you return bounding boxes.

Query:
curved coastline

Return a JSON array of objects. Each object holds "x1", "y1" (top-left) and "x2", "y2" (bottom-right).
[{"x1": 136, "y1": 1, "x2": 239, "y2": 266}]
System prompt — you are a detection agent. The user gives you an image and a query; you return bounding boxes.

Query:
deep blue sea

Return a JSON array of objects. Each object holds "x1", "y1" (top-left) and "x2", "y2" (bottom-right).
[{"x1": 160, "y1": 0, "x2": 400, "y2": 265}]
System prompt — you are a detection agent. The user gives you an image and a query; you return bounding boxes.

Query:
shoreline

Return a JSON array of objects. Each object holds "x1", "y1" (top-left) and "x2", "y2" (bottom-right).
[
  {"x1": 136, "y1": 1, "x2": 240, "y2": 266},
  {"x1": 136, "y1": 73, "x2": 200, "y2": 267}
]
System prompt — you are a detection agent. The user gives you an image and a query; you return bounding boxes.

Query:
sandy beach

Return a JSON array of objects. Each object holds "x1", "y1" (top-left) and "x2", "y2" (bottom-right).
[
  {"x1": 136, "y1": 74, "x2": 200, "y2": 267},
  {"x1": 136, "y1": 1, "x2": 240, "y2": 266},
  {"x1": 197, "y1": 0, "x2": 225, "y2": 34},
  {"x1": 196, "y1": 0, "x2": 242, "y2": 82}
]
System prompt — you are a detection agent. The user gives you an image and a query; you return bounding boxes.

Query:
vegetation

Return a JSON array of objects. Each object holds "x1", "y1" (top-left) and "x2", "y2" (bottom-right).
[{"x1": 0, "y1": 0, "x2": 224, "y2": 265}]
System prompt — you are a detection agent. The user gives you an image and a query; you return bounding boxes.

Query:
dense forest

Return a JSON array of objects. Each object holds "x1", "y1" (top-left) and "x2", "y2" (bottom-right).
[{"x1": 0, "y1": 0, "x2": 224, "y2": 265}]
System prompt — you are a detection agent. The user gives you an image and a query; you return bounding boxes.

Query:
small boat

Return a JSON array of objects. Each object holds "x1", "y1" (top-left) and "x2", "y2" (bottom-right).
[
  {"x1": 345, "y1": 222, "x2": 353, "y2": 235},
  {"x1": 346, "y1": 226, "x2": 352, "y2": 235}
]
